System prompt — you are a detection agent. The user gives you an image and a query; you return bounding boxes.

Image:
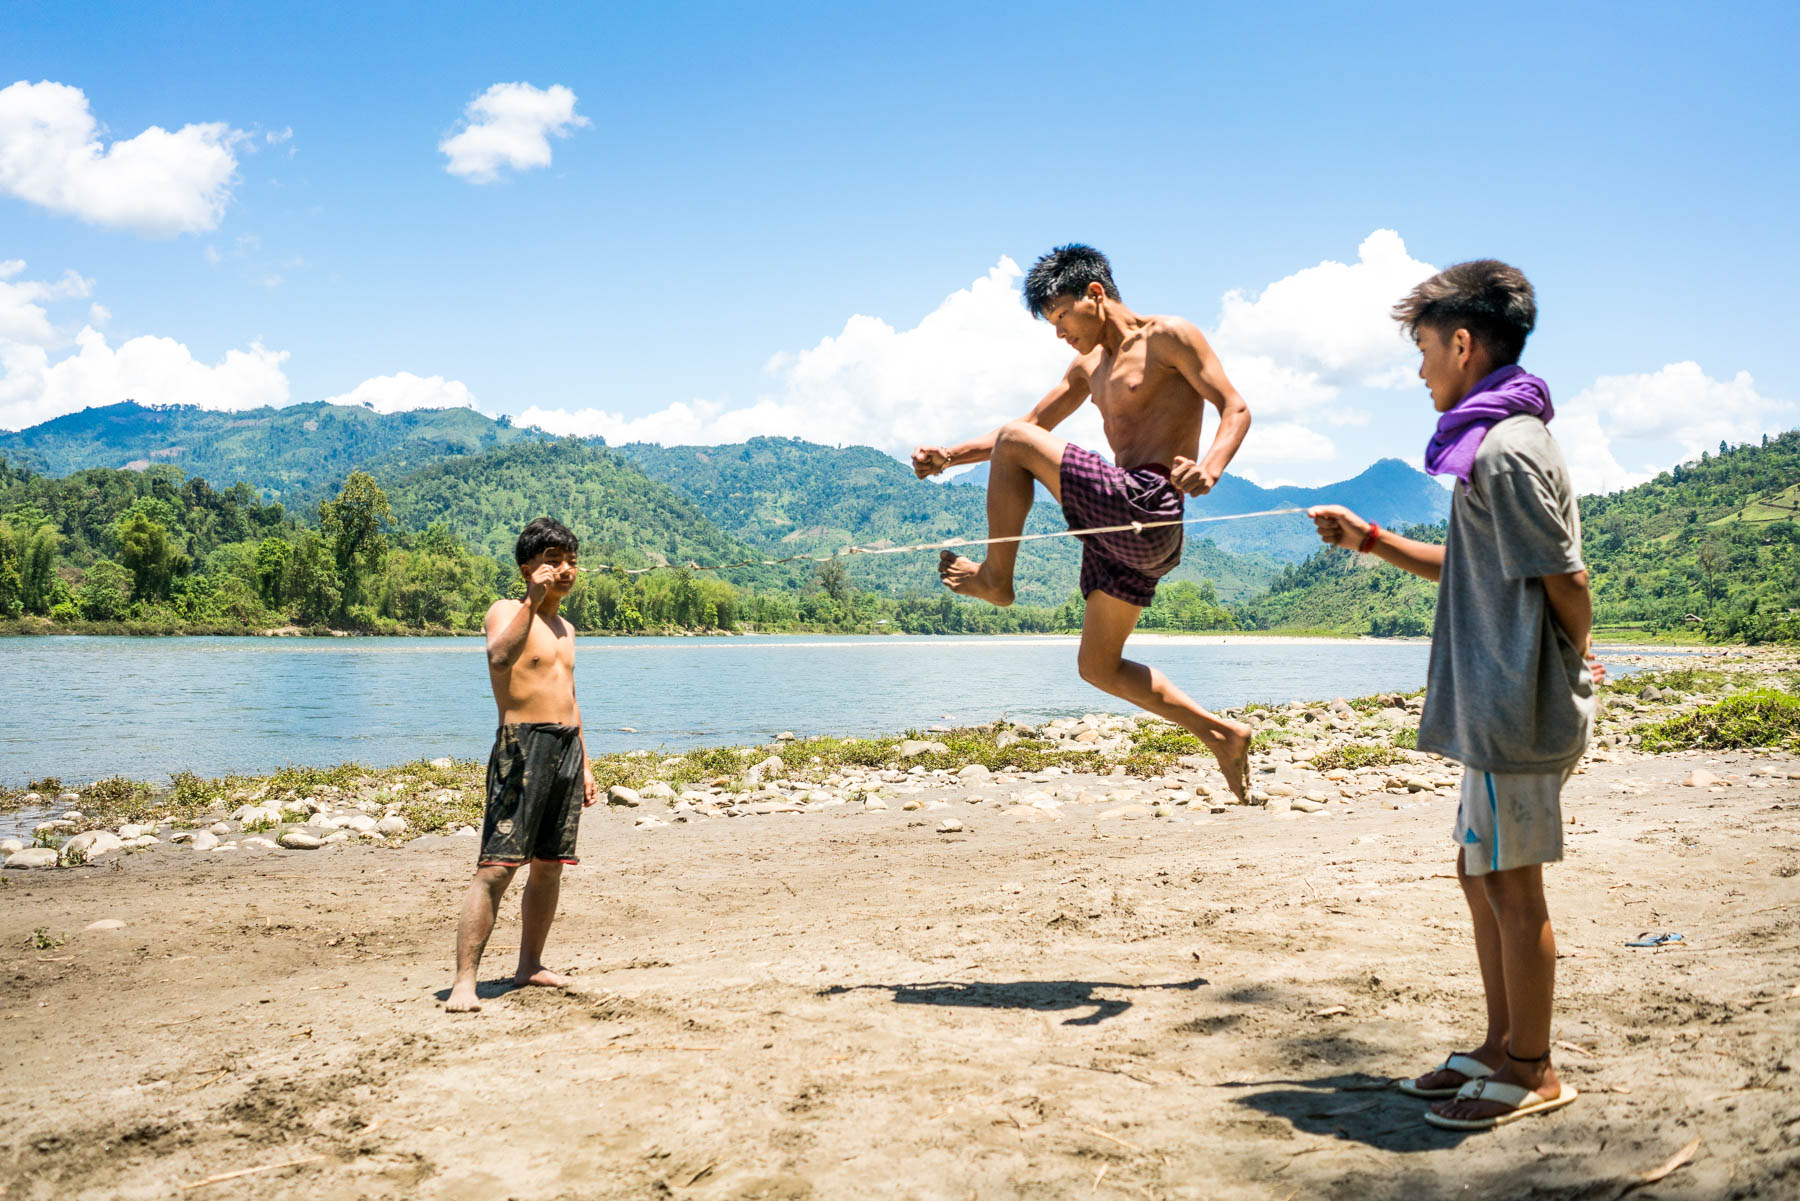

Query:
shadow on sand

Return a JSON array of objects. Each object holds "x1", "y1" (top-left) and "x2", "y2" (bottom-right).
[
  {"x1": 818, "y1": 976, "x2": 1208, "y2": 1025},
  {"x1": 1222, "y1": 1071, "x2": 1473, "y2": 1154}
]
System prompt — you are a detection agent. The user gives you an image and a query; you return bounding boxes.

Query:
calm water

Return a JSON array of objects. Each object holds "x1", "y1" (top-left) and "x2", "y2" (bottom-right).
[{"x1": 0, "y1": 634, "x2": 1454, "y2": 786}]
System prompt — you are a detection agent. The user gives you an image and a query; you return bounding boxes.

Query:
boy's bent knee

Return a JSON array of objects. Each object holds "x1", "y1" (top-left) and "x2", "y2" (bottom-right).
[{"x1": 528, "y1": 858, "x2": 565, "y2": 878}]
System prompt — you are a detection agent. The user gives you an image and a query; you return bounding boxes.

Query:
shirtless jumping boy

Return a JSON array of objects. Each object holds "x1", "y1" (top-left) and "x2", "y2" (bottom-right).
[
  {"x1": 914, "y1": 244, "x2": 1254, "y2": 799},
  {"x1": 446, "y1": 517, "x2": 598, "y2": 1013}
]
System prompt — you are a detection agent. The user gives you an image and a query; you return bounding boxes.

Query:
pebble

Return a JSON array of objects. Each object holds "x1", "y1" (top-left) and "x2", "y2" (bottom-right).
[
  {"x1": 937, "y1": 818, "x2": 965, "y2": 833},
  {"x1": 241, "y1": 836, "x2": 278, "y2": 850},
  {"x1": 208, "y1": 822, "x2": 233, "y2": 836},
  {"x1": 899, "y1": 740, "x2": 949, "y2": 757},
  {"x1": 1266, "y1": 796, "x2": 1294, "y2": 815},
  {"x1": 0, "y1": 838, "x2": 22, "y2": 854},
  {"x1": 323, "y1": 831, "x2": 350, "y2": 844},
  {"x1": 4, "y1": 848, "x2": 59, "y2": 869},
  {"x1": 957, "y1": 764, "x2": 992, "y2": 783},
  {"x1": 1292, "y1": 798, "x2": 1327, "y2": 813},
  {"x1": 84, "y1": 919, "x2": 126, "y2": 930},
  {"x1": 607, "y1": 785, "x2": 643, "y2": 808},
  {"x1": 117, "y1": 824, "x2": 144, "y2": 840},
  {"x1": 429, "y1": 757, "x2": 454, "y2": 768},
  {"x1": 190, "y1": 831, "x2": 220, "y2": 851},
  {"x1": 1683, "y1": 769, "x2": 1720, "y2": 788},
  {"x1": 375, "y1": 815, "x2": 408, "y2": 835},
  {"x1": 338, "y1": 814, "x2": 378, "y2": 833},
  {"x1": 863, "y1": 797, "x2": 888, "y2": 811},
  {"x1": 278, "y1": 830, "x2": 323, "y2": 850},
  {"x1": 639, "y1": 782, "x2": 676, "y2": 800}
]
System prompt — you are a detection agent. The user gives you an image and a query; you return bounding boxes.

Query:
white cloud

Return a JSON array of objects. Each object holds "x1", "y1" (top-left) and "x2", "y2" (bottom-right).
[
  {"x1": 324, "y1": 371, "x2": 478, "y2": 414},
  {"x1": 521, "y1": 258, "x2": 1075, "y2": 455},
  {"x1": 0, "y1": 260, "x2": 289, "y2": 430},
  {"x1": 1213, "y1": 229, "x2": 1436, "y2": 389},
  {"x1": 1564, "y1": 362, "x2": 1793, "y2": 462},
  {"x1": 0, "y1": 81, "x2": 244, "y2": 235},
  {"x1": 1553, "y1": 411, "x2": 1649, "y2": 496},
  {"x1": 440, "y1": 83, "x2": 589, "y2": 183}
]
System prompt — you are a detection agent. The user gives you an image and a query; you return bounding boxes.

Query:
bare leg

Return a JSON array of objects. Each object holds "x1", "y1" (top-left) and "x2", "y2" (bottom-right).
[
  {"x1": 1409, "y1": 847, "x2": 1508, "y2": 1091},
  {"x1": 514, "y1": 859, "x2": 571, "y2": 988},
  {"x1": 1076, "y1": 591, "x2": 1252, "y2": 802},
  {"x1": 940, "y1": 422, "x2": 1066, "y2": 608},
  {"x1": 447, "y1": 863, "x2": 517, "y2": 1013},
  {"x1": 1433, "y1": 864, "x2": 1562, "y2": 1120}
]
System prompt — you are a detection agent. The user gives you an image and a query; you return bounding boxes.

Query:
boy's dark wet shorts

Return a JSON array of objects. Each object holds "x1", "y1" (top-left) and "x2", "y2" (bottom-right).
[
  {"x1": 479, "y1": 722, "x2": 585, "y2": 867},
  {"x1": 1059, "y1": 443, "x2": 1184, "y2": 607}
]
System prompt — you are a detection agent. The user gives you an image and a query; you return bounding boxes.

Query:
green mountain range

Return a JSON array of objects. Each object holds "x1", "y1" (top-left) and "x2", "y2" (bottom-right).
[{"x1": 0, "y1": 402, "x2": 1455, "y2": 606}]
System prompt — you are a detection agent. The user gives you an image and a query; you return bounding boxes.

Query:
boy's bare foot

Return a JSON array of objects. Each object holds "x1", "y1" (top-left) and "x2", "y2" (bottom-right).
[
  {"x1": 445, "y1": 978, "x2": 482, "y2": 1013},
  {"x1": 1214, "y1": 721, "x2": 1252, "y2": 804},
  {"x1": 939, "y1": 551, "x2": 1014, "y2": 606},
  {"x1": 514, "y1": 966, "x2": 572, "y2": 989}
]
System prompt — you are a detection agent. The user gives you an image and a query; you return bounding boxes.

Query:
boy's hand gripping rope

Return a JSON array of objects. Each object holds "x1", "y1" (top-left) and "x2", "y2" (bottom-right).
[{"x1": 575, "y1": 506, "x2": 1306, "y2": 576}]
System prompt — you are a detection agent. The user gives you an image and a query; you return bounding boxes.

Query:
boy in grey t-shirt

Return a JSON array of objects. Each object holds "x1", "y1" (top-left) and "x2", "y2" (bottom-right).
[{"x1": 1308, "y1": 260, "x2": 1604, "y2": 1131}]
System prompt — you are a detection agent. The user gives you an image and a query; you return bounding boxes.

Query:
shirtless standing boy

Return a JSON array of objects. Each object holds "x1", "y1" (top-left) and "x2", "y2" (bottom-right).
[
  {"x1": 913, "y1": 245, "x2": 1254, "y2": 799},
  {"x1": 446, "y1": 517, "x2": 598, "y2": 1013}
]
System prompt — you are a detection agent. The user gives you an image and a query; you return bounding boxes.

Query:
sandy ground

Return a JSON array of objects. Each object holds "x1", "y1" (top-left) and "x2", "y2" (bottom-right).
[{"x1": 3, "y1": 751, "x2": 1798, "y2": 1201}]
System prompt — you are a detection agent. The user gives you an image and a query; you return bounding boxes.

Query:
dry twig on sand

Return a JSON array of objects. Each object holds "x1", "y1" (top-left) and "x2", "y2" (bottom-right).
[
  {"x1": 177, "y1": 1155, "x2": 324, "y2": 1191},
  {"x1": 1613, "y1": 1137, "x2": 1700, "y2": 1199}
]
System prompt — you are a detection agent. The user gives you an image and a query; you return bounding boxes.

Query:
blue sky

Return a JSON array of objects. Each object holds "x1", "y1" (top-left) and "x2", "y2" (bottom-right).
[{"x1": 3, "y1": 1, "x2": 1797, "y2": 489}]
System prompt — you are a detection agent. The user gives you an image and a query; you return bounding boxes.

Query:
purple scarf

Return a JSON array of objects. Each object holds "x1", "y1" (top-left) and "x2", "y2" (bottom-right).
[{"x1": 1424, "y1": 364, "x2": 1553, "y2": 487}]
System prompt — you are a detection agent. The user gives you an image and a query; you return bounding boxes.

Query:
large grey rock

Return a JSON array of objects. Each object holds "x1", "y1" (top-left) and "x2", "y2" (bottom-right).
[
  {"x1": 0, "y1": 838, "x2": 22, "y2": 854},
  {"x1": 899, "y1": 740, "x2": 949, "y2": 757},
  {"x1": 61, "y1": 831, "x2": 125, "y2": 862},
  {"x1": 338, "y1": 814, "x2": 378, "y2": 833},
  {"x1": 5, "y1": 848, "x2": 59, "y2": 869},
  {"x1": 375, "y1": 815, "x2": 408, "y2": 835},
  {"x1": 639, "y1": 781, "x2": 676, "y2": 801},
  {"x1": 957, "y1": 764, "x2": 992, "y2": 783},
  {"x1": 189, "y1": 831, "x2": 220, "y2": 851},
  {"x1": 606, "y1": 785, "x2": 642, "y2": 807},
  {"x1": 278, "y1": 830, "x2": 322, "y2": 850}
]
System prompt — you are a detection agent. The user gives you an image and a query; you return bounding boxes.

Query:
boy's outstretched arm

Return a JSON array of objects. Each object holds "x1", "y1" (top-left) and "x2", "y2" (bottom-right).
[
  {"x1": 1308, "y1": 504, "x2": 1447, "y2": 582},
  {"x1": 1162, "y1": 322, "x2": 1250, "y2": 496},
  {"x1": 913, "y1": 359, "x2": 1092, "y2": 478}
]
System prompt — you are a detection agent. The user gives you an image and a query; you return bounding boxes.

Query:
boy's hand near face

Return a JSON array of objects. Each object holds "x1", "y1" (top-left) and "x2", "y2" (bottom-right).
[
  {"x1": 1169, "y1": 456, "x2": 1217, "y2": 496},
  {"x1": 525, "y1": 561, "x2": 559, "y2": 609}
]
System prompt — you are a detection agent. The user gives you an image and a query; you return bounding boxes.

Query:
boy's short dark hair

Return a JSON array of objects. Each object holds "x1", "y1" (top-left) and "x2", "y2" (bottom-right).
[
  {"x1": 1392, "y1": 260, "x2": 1537, "y2": 365},
  {"x1": 515, "y1": 517, "x2": 578, "y2": 566},
  {"x1": 1022, "y1": 244, "x2": 1120, "y2": 318}
]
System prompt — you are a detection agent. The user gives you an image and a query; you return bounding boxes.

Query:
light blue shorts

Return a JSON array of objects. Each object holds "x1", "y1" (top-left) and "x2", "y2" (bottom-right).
[{"x1": 1455, "y1": 768, "x2": 1568, "y2": 876}]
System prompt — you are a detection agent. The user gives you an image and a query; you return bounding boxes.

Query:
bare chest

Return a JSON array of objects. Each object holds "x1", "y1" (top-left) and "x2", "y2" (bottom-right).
[{"x1": 1093, "y1": 333, "x2": 1189, "y2": 412}]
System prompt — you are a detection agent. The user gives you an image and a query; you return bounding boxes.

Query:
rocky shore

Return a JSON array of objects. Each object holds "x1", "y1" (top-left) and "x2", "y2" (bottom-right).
[{"x1": 5, "y1": 645, "x2": 1784, "y2": 873}]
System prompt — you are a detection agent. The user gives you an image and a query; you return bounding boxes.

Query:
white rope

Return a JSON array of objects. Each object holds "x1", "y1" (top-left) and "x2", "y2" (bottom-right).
[{"x1": 576, "y1": 506, "x2": 1306, "y2": 576}]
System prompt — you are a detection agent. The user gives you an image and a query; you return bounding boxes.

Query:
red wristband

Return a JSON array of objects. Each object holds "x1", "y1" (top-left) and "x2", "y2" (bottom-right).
[{"x1": 1358, "y1": 522, "x2": 1382, "y2": 554}]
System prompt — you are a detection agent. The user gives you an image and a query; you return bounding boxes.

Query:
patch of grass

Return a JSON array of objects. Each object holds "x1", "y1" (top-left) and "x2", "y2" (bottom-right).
[
  {"x1": 1638, "y1": 689, "x2": 1800, "y2": 752},
  {"x1": 33, "y1": 829, "x2": 62, "y2": 850},
  {"x1": 1392, "y1": 728, "x2": 1418, "y2": 750},
  {"x1": 1131, "y1": 727, "x2": 1204, "y2": 756},
  {"x1": 1346, "y1": 689, "x2": 1424, "y2": 713},
  {"x1": 1598, "y1": 666, "x2": 1727, "y2": 698},
  {"x1": 31, "y1": 928, "x2": 65, "y2": 950},
  {"x1": 1309, "y1": 743, "x2": 1413, "y2": 772}
]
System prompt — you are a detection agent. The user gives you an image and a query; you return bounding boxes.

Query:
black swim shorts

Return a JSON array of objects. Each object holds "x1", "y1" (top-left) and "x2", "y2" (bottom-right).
[{"x1": 478, "y1": 722, "x2": 585, "y2": 866}]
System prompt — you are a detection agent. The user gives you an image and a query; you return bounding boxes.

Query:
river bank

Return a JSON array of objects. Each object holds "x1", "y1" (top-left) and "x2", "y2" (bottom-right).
[{"x1": 2, "y1": 649, "x2": 1797, "y2": 1198}]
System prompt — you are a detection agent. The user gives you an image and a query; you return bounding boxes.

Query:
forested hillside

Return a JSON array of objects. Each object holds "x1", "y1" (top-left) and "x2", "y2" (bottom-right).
[
  {"x1": 0, "y1": 401, "x2": 544, "y2": 503},
  {"x1": 1236, "y1": 431, "x2": 1800, "y2": 641}
]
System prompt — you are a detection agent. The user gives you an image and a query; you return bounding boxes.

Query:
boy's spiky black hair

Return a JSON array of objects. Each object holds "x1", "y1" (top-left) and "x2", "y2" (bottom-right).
[
  {"x1": 515, "y1": 516, "x2": 579, "y2": 566},
  {"x1": 1022, "y1": 244, "x2": 1120, "y2": 318},
  {"x1": 1392, "y1": 260, "x2": 1537, "y2": 365}
]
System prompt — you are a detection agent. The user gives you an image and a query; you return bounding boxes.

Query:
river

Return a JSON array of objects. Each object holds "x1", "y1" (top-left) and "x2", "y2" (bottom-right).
[{"x1": 0, "y1": 633, "x2": 1472, "y2": 785}]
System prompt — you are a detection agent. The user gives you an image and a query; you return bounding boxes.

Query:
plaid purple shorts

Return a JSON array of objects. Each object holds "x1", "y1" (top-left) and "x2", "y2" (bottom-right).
[{"x1": 1058, "y1": 443, "x2": 1184, "y2": 607}]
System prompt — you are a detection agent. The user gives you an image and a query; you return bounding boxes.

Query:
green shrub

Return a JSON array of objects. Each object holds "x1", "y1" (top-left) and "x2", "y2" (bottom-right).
[
  {"x1": 1309, "y1": 743, "x2": 1413, "y2": 771},
  {"x1": 1638, "y1": 689, "x2": 1800, "y2": 751}
]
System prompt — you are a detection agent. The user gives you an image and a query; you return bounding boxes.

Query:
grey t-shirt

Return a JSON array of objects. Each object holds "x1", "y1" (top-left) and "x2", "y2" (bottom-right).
[{"x1": 1417, "y1": 415, "x2": 1594, "y2": 773}]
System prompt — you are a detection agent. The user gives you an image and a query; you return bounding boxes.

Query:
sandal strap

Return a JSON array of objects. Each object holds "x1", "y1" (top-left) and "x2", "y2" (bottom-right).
[
  {"x1": 1455, "y1": 1078, "x2": 1541, "y2": 1108},
  {"x1": 1441, "y1": 1054, "x2": 1492, "y2": 1079}
]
